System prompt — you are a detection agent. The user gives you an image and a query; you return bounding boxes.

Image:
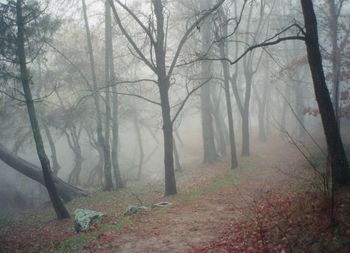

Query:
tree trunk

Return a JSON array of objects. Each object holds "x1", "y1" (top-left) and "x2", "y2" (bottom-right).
[
  {"x1": 16, "y1": 0, "x2": 69, "y2": 219},
  {"x1": 212, "y1": 94, "x2": 227, "y2": 157},
  {"x1": 241, "y1": 71, "x2": 252, "y2": 157},
  {"x1": 301, "y1": 0, "x2": 350, "y2": 187},
  {"x1": 254, "y1": 60, "x2": 269, "y2": 142},
  {"x1": 173, "y1": 137, "x2": 182, "y2": 171},
  {"x1": 105, "y1": 2, "x2": 124, "y2": 189},
  {"x1": 43, "y1": 122, "x2": 61, "y2": 175},
  {"x1": 82, "y1": 0, "x2": 113, "y2": 191},
  {"x1": 327, "y1": 0, "x2": 341, "y2": 124},
  {"x1": 0, "y1": 143, "x2": 87, "y2": 202},
  {"x1": 68, "y1": 145, "x2": 83, "y2": 186},
  {"x1": 103, "y1": 0, "x2": 113, "y2": 191},
  {"x1": 159, "y1": 81, "x2": 177, "y2": 196},
  {"x1": 133, "y1": 110, "x2": 145, "y2": 180},
  {"x1": 218, "y1": 29, "x2": 238, "y2": 168},
  {"x1": 153, "y1": 0, "x2": 177, "y2": 196}
]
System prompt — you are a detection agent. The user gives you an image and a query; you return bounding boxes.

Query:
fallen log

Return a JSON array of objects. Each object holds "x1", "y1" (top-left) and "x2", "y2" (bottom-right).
[{"x1": 0, "y1": 143, "x2": 88, "y2": 202}]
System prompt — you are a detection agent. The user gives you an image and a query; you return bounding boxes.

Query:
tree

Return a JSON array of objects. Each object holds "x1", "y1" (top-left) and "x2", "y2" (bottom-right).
[
  {"x1": 300, "y1": 0, "x2": 350, "y2": 187},
  {"x1": 199, "y1": 0, "x2": 219, "y2": 164},
  {"x1": 0, "y1": 143, "x2": 87, "y2": 201},
  {"x1": 105, "y1": 0, "x2": 124, "y2": 189},
  {"x1": 81, "y1": 0, "x2": 113, "y2": 191},
  {"x1": 15, "y1": 0, "x2": 69, "y2": 219},
  {"x1": 215, "y1": 6, "x2": 238, "y2": 169},
  {"x1": 109, "y1": 0, "x2": 225, "y2": 196}
]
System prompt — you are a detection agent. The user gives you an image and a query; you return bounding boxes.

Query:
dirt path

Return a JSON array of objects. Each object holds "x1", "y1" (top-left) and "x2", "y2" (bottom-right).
[{"x1": 83, "y1": 140, "x2": 302, "y2": 253}]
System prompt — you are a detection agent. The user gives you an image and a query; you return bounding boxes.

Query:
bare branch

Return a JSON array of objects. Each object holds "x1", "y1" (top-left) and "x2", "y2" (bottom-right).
[
  {"x1": 114, "y1": 0, "x2": 156, "y2": 46},
  {"x1": 109, "y1": 0, "x2": 157, "y2": 73},
  {"x1": 109, "y1": 91, "x2": 161, "y2": 106},
  {"x1": 167, "y1": 0, "x2": 226, "y2": 78},
  {"x1": 171, "y1": 77, "x2": 212, "y2": 124},
  {"x1": 45, "y1": 41, "x2": 92, "y2": 90}
]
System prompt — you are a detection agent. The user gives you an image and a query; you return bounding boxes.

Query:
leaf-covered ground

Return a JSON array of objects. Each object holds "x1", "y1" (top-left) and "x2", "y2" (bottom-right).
[{"x1": 1, "y1": 138, "x2": 350, "y2": 253}]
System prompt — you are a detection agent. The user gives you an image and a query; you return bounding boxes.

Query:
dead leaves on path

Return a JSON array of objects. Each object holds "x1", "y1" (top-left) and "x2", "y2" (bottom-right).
[{"x1": 188, "y1": 190, "x2": 350, "y2": 253}]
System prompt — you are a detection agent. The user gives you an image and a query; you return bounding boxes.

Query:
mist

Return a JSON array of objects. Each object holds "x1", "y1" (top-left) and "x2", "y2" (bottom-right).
[{"x1": 1, "y1": 0, "x2": 350, "y2": 252}]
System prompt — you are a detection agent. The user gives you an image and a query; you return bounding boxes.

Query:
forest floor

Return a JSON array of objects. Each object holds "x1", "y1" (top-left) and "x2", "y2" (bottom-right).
[{"x1": 1, "y1": 137, "x2": 350, "y2": 253}]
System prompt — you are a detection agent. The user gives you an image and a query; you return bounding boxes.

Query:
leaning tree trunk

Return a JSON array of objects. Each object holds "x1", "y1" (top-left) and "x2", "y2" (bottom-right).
[
  {"x1": 16, "y1": 0, "x2": 69, "y2": 219},
  {"x1": 0, "y1": 143, "x2": 87, "y2": 202},
  {"x1": 301, "y1": 0, "x2": 350, "y2": 187}
]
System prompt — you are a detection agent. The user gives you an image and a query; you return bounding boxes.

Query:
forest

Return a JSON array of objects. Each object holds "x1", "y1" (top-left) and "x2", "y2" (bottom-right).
[{"x1": 1, "y1": 0, "x2": 350, "y2": 252}]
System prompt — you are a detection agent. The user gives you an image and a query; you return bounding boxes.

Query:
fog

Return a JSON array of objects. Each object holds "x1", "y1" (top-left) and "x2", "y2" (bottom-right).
[{"x1": 0, "y1": 0, "x2": 349, "y2": 221}]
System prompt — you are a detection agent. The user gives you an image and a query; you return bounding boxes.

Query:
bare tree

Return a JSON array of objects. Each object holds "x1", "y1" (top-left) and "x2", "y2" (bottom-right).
[
  {"x1": 81, "y1": 0, "x2": 113, "y2": 191},
  {"x1": 301, "y1": 0, "x2": 350, "y2": 187},
  {"x1": 109, "y1": 0, "x2": 225, "y2": 196}
]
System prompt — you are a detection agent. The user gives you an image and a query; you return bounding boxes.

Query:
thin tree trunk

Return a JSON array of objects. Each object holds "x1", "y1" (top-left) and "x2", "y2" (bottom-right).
[
  {"x1": 65, "y1": 130, "x2": 83, "y2": 186},
  {"x1": 82, "y1": 0, "x2": 113, "y2": 191},
  {"x1": 103, "y1": 0, "x2": 113, "y2": 191},
  {"x1": 106, "y1": 0, "x2": 123, "y2": 189},
  {"x1": 133, "y1": 111, "x2": 145, "y2": 179},
  {"x1": 199, "y1": 0, "x2": 218, "y2": 163},
  {"x1": 15, "y1": 0, "x2": 69, "y2": 219},
  {"x1": 218, "y1": 18, "x2": 238, "y2": 168},
  {"x1": 301, "y1": 0, "x2": 350, "y2": 187},
  {"x1": 43, "y1": 122, "x2": 61, "y2": 175},
  {"x1": 212, "y1": 110, "x2": 227, "y2": 157},
  {"x1": 173, "y1": 137, "x2": 182, "y2": 171}
]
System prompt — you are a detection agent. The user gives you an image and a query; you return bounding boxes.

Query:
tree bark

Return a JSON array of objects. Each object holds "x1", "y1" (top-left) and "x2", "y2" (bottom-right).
[
  {"x1": 16, "y1": 0, "x2": 69, "y2": 219},
  {"x1": 152, "y1": 0, "x2": 177, "y2": 196},
  {"x1": 301, "y1": 0, "x2": 350, "y2": 187}
]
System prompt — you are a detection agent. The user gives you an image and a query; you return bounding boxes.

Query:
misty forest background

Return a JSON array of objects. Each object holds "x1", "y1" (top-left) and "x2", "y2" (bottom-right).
[{"x1": 1, "y1": 0, "x2": 350, "y2": 251}]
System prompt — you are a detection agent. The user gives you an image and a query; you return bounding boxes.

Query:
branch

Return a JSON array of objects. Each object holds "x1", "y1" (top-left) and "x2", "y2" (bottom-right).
[
  {"x1": 114, "y1": 0, "x2": 156, "y2": 46},
  {"x1": 109, "y1": 0, "x2": 157, "y2": 73},
  {"x1": 0, "y1": 90, "x2": 26, "y2": 103},
  {"x1": 171, "y1": 77, "x2": 212, "y2": 124},
  {"x1": 96, "y1": 78, "x2": 158, "y2": 91},
  {"x1": 167, "y1": 0, "x2": 226, "y2": 78},
  {"x1": 109, "y1": 91, "x2": 161, "y2": 106},
  {"x1": 275, "y1": 86, "x2": 326, "y2": 156},
  {"x1": 45, "y1": 41, "x2": 92, "y2": 90}
]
